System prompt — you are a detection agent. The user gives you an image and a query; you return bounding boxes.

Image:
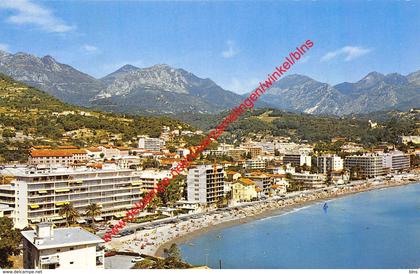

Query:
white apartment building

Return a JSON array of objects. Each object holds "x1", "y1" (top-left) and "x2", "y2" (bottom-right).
[
  {"x1": 258, "y1": 142, "x2": 275, "y2": 154},
  {"x1": 98, "y1": 145, "x2": 122, "y2": 159},
  {"x1": 382, "y1": 151, "x2": 411, "y2": 172},
  {"x1": 244, "y1": 159, "x2": 266, "y2": 170},
  {"x1": 283, "y1": 153, "x2": 312, "y2": 167},
  {"x1": 22, "y1": 223, "x2": 104, "y2": 269},
  {"x1": 138, "y1": 169, "x2": 172, "y2": 191},
  {"x1": 0, "y1": 165, "x2": 144, "y2": 228},
  {"x1": 275, "y1": 142, "x2": 313, "y2": 154},
  {"x1": 316, "y1": 155, "x2": 344, "y2": 174},
  {"x1": 138, "y1": 136, "x2": 165, "y2": 152},
  {"x1": 115, "y1": 156, "x2": 141, "y2": 169},
  {"x1": 187, "y1": 165, "x2": 224, "y2": 205},
  {"x1": 85, "y1": 147, "x2": 102, "y2": 159},
  {"x1": 245, "y1": 146, "x2": 263, "y2": 158},
  {"x1": 247, "y1": 173, "x2": 273, "y2": 196},
  {"x1": 274, "y1": 142, "x2": 300, "y2": 154},
  {"x1": 344, "y1": 154, "x2": 386, "y2": 178},
  {"x1": 218, "y1": 143, "x2": 234, "y2": 151},
  {"x1": 203, "y1": 150, "x2": 227, "y2": 157},
  {"x1": 289, "y1": 172, "x2": 326, "y2": 188}
]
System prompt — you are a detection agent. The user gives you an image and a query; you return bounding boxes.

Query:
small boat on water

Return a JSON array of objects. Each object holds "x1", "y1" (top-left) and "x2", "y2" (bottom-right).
[{"x1": 323, "y1": 203, "x2": 329, "y2": 213}]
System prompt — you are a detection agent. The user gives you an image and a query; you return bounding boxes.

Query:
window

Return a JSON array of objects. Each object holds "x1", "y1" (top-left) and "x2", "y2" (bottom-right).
[
  {"x1": 70, "y1": 247, "x2": 74, "y2": 250},
  {"x1": 57, "y1": 249, "x2": 60, "y2": 252},
  {"x1": 70, "y1": 262, "x2": 74, "y2": 265}
]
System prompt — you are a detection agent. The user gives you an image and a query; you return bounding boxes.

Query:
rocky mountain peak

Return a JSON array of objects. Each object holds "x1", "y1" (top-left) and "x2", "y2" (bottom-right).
[
  {"x1": 359, "y1": 71, "x2": 384, "y2": 83},
  {"x1": 41, "y1": 55, "x2": 57, "y2": 64},
  {"x1": 0, "y1": 51, "x2": 103, "y2": 105},
  {"x1": 117, "y1": 64, "x2": 139, "y2": 72},
  {"x1": 383, "y1": 73, "x2": 408, "y2": 86},
  {"x1": 41, "y1": 55, "x2": 62, "y2": 71},
  {"x1": 270, "y1": 74, "x2": 323, "y2": 91}
]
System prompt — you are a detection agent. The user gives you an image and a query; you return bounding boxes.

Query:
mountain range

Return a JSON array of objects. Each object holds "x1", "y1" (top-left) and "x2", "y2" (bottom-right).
[
  {"x1": 0, "y1": 49, "x2": 418, "y2": 116},
  {"x1": 260, "y1": 71, "x2": 420, "y2": 115}
]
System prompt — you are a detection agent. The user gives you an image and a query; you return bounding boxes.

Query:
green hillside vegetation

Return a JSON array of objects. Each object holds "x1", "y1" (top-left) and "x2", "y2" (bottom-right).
[
  {"x1": 0, "y1": 74, "x2": 192, "y2": 163},
  {"x1": 176, "y1": 108, "x2": 418, "y2": 145}
]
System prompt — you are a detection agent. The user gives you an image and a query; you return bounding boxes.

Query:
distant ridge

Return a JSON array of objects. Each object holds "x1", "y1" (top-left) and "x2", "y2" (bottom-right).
[
  {"x1": 259, "y1": 72, "x2": 420, "y2": 115},
  {"x1": 0, "y1": 49, "x2": 418, "y2": 115}
]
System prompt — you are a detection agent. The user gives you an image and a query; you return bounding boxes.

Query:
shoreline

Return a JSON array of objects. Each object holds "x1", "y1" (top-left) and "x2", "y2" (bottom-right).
[
  {"x1": 104, "y1": 173, "x2": 420, "y2": 264},
  {"x1": 154, "y1": 177, "x2": 420, "y2": 257}
]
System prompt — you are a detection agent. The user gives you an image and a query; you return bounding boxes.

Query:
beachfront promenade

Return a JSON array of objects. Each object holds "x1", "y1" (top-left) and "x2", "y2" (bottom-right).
[{"x1": 103, "y1": 172, "x2": 419, "y2": 268}]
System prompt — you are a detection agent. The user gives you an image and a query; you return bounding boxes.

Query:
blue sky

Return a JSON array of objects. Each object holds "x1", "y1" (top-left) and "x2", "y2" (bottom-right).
[{"x1": 0, "y1": 0, "x2": 419, "y2": 94}]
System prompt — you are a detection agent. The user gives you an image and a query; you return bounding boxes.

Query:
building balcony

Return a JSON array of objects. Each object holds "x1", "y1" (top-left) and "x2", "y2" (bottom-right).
[
  {"x1": 96, "y1": 249, "x2": 105, "y2": 257},
  {"x1": 40, "y1": 255, "x2": 60, "y2": 265}
]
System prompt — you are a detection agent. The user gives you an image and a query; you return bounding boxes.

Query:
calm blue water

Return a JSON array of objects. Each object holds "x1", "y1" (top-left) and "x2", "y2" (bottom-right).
[{"x1": 180, "y1": 183, "x2": 420, "y2": 268}]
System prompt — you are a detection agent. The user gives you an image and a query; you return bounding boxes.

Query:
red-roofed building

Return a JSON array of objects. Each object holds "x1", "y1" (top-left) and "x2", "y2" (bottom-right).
[{"x1": 29, "y1": 149, "x2": 88, "y2": 167}]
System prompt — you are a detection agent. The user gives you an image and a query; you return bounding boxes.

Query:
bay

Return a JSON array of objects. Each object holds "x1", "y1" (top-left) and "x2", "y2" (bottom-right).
[{"x1": 180, "y1": 183, "x2": 420, "y2": 268}]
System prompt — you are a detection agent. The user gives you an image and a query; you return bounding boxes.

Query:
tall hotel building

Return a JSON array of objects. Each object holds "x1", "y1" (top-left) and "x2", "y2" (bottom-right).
[
  {"x1": 283, "y1": 153, "x2": 312, "y2": 167},
  {"x1": 344, "y1": 154, "x2": 386, "y2": 178},
  {"x1": 316, "y1": 155, "x2": 344, "y2": 174},
  {"x1": 0, "y1": 165, "x2": 145, "y2": 229},
  {"x1": 187, "y1": 165, "x2": 225, "y2": 205},
  {"x1": 382, "y1": 151, "x2": 411, "y2": 171},
  {"x1": 138, "y1": 136, "x2": 165, "y2": 152}
]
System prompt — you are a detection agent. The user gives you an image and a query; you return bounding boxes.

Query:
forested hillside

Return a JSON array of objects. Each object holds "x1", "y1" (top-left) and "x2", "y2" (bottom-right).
[
  {"x1": 0, "y1": 74, "x2": 192, "y2": 162},
  {"x1": 176, "y1": 108, "x2": 418, "y2": 145}
]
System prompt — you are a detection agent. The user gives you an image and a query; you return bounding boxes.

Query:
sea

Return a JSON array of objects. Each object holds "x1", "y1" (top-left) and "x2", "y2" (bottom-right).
[{"x1": 180, "y1": 182, "x2": 420, "y2": 269}]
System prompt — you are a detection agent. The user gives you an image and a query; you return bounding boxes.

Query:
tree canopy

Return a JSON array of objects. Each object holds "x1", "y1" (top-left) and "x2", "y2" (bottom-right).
[{"x1": 0, "y1": 217, "x2": 21, "y2": 268}]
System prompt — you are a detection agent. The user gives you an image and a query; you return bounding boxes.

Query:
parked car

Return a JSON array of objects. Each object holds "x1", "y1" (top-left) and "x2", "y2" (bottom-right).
[
  {"x1": 105, "y1": 251, "x2": 117, "y2": 257},
  {"x1": 120, "y1": 230, "x2": 133, "y2": 236},
  {"x1": 131, "y1": 256, "x2": 144, "y2": 263}
]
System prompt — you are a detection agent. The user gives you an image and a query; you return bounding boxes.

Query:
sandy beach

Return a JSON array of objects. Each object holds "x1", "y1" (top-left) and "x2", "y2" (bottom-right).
[{"x1": 104, "y1": 172, "x2": 420, "y2": 259}]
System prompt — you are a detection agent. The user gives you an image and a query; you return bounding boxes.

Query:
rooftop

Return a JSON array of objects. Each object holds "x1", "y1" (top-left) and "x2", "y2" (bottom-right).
[
  {"x1": 31, "y1": 149, "x2": 87, "y2": 157},
  {"x1": 0, "y1": 164, "x2": 132, "y2": 177},
  {"x1": 86, "y1": 147, "x2": 101, "y2": 152},
  {"x1": 238, "y1": 178, "x2": 255, "y2": 186},
  {"x1": 21, "y1": 226, "x2": 104, "y2": 250}
]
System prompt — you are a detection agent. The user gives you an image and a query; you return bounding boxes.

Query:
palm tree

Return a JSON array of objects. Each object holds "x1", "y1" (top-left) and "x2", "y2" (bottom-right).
[
  {"x1": 85, "y1": 203, "x2": 102, "y2": 227},
  {"x1": 58, "y1": 203, "x2": 80, "y2": 226}
]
